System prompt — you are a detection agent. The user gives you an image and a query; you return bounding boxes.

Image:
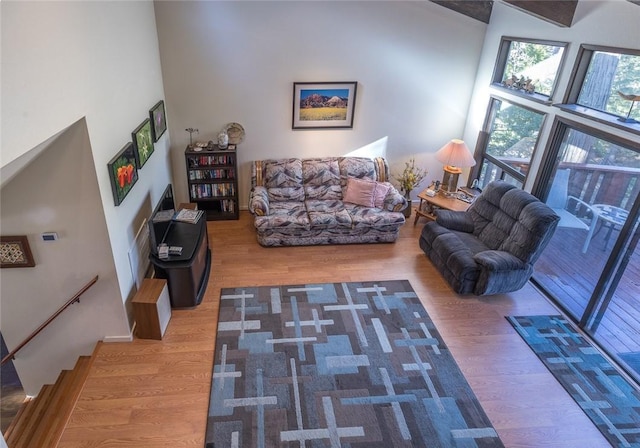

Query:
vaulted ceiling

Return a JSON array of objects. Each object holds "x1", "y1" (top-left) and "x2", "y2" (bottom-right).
[{"x1": 430, "y1": 0, "x2": 638, "y2": 27}]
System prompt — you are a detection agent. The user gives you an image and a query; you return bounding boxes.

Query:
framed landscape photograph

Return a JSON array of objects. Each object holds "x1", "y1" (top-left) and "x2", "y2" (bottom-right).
[
  {"x1": 0, "y1": 235, "x2": 35, "y2": 268},
  {"x1": 108, "y1": 142, "x2": 139, "y2": 206},
  {"x1": 292, "y1": 81, "x2": 357, "y2": 129},
  {"x1": 132, "y1": 118, "x2": 154, "y2": 169},
  {"x1": 149, "y1": 100, "x2": 167, "y2": 142}
]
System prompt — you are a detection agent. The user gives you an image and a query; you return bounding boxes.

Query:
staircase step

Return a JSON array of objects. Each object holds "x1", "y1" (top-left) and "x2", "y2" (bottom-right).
[
  {"x1": 28, "y1": 369, "x2": 75, "y2": 447},
  {"x1": 3, "y1": 397, "x2": 33, "y2": 443},
  {"x1": 5, "y1": 344, "x2": 101, "y2": 448},
  {"x1": 33, "y1": 355, "x2": 95, "y2": 447},
  {"x1": 7, "y1": 384, "x2": 55, "y2": 447}
]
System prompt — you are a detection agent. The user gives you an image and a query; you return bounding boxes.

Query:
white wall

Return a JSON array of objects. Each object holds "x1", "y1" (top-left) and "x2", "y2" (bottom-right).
[
  {"x1": 464, "y1": 0, "x2": 640, "y2": 190},
  {"x1": 0, "y1": 120, "x2": 130, "y2": 395},
  {"x1": 1, "y1": 1, "x2": 172, "y2": 393},
  {"x1": 154, "y1": 1, "x2": 488, "y2": 205},
  {"x1": 2, "y1": 1, "x2": 172, "y2": 308}
]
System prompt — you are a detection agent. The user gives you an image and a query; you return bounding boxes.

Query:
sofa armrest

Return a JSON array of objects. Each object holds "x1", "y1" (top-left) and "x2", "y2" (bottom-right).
[
  {"x1": 383, "y1": 186, "x2": 408, "y2": 212},
  {"x1": 473, "y1": 250, "x2": 533, "y2": 295},
  {"x1": 249, "y1": 186, "x2": 269, "y2": 216},
  {"x1": 436, "y1": 210, "x2": 474, "y2": 233}
]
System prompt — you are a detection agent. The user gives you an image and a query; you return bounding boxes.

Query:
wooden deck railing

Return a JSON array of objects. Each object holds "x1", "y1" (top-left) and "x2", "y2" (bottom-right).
[
  {"x1": 481, "y1": 158, "x2": 640, "y2": 211},
  {"x1": 1, "y1": 275, "x2": 99, "y2": 365},
  {"x1": 561, "y1": 162, "x2": 640, "y2": 211}
]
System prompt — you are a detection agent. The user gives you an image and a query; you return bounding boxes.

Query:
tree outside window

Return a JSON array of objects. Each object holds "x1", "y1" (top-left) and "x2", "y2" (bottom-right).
[
  {"x1": 476, "y1": 98, "x2": 545, "y2": 188},
  {"x1": 577, "y1": 50, "x2": 640, "y2": 122}
]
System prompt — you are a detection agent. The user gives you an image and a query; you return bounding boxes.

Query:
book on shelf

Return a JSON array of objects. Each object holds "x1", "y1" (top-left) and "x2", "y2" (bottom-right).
[
  {"x1": 173, "y1": 208, "x2": 203, "y2": 224},
  {"x1": 190, "y1": 183, "x2": 236, "y2": 199}
]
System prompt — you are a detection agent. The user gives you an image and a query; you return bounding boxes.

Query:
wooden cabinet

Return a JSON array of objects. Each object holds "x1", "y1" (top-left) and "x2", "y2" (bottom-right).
[
  {"x1": 132, "y1": 278, "x2": 171, "y2": 340},
  {"x1": 150, "y1": 217, "x2": 211, "y2": 309},
  {"x1": 185, "y1": 146, "x2": 239, "y2": 220}
]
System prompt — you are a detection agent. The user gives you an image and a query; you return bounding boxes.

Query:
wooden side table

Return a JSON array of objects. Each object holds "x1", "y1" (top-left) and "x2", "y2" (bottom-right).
[{"x1": 414, "y1": 190, "x2": 472, "y2": 225}]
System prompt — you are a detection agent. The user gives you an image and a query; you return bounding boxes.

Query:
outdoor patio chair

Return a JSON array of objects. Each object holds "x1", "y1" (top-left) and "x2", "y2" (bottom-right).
[{"x1": 546, "y1": 168, "x2": 597, "y2": 253}]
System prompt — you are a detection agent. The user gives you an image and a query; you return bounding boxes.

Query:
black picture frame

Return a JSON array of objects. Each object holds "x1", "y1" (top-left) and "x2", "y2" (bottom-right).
[
  {"x1": 292, "y1": 81, "x2": 357, "y2": 129},
  {"x1": 108, "y1": 142, "x2": 139, "y2": 206},
  {"x1": 132, "y1": 118, "x2": 154, "y2": 169},
  {"x1": 149, "y1": 100, "x2": 167, "y2": 142}
]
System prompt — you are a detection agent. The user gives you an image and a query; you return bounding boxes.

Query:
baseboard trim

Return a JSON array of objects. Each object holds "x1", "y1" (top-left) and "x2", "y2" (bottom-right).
[{"x1": 103, "y1": 331, "x2": 133, "y2": 343}]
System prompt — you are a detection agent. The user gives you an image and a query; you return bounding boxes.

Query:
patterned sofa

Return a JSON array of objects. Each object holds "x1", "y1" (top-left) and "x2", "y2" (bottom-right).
[{"x1": 249, "y1": 157, "x2": 408, "y2": 246}]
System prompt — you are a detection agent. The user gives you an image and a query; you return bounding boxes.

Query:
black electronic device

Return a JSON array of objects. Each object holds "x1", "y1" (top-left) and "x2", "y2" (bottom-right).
[{"x1": 148, "y1": 184, "x2": 176, "y2": 256}]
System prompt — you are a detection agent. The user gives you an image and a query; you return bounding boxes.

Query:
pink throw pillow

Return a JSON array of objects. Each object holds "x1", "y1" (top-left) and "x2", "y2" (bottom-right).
[
  {"x1": 343, "y1": 178, "x2": 376, "y2": 207},
  {"x1": 373, "y1": 182, "x2": 391, "y2": 208},
  {"x1": 343, "y1": 178, "x2": 391, "y2": 208}
]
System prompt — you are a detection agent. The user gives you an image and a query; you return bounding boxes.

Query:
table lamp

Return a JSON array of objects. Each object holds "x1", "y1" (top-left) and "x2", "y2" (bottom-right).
[{"x1": 435, "y1": 139, "x2": 476, "y2": 195}]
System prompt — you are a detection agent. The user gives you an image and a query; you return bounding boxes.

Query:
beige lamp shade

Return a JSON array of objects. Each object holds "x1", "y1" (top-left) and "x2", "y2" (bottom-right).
[{"x1": 435, "y1": 139, "x2": 476, "y2": 174}]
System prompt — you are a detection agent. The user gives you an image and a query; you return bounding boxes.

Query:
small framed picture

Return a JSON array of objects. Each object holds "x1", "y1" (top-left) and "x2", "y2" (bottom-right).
[
  {"x1": 228, "y1": 144, "x2": 236, "y2": 150},
  {"x1": 108, "y1": 142, "x2": 139, "y2": 206},
  {"x1": 132, "y1": 119, "x2": 154, "y2": 169},
  {"x1": 149, "y1": 100, "x2": 167, "y2": 142},
  {"x1": 292, "y1": 81, "x2": 357, "y2": 129},
  {"x1": 1, "y1": 235, "x2": 35, "y2": 268}
]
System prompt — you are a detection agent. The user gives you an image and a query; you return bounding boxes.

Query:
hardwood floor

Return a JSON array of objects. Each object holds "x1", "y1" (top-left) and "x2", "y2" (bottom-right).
[
  {"x1": 535, "y1": 225, "x2": 640, "y2": 358},
  {"x1": 57, "y1": 211, "x2": 611, "y2": 447}
]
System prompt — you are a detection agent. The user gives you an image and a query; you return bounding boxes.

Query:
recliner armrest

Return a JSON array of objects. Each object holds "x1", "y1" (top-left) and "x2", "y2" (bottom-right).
[
  {"x1": 249, "y1": 186, "x2": 269, "y2": 216},
  {"x1": 436, "y1": 210, "x2": 474, "y2": 233},
  {"x1": 474, "y1": 250, "x2": 527, "y2": 271},
  {"x1": 473, "y1": 250, "x2": 533, "y2": 295}
]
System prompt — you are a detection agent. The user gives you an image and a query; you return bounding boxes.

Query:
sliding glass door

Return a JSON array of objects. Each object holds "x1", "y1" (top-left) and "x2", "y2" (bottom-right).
[
  {"x1": 585, "y1": 217, "x2": 640, "y2": 372},
  {"x1": 533, "y1": 119, "x2": 640, "y2": 380}
]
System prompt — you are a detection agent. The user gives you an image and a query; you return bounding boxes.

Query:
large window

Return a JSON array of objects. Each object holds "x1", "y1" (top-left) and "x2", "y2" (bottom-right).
[
  {"x1": 492, "y1": 37, "x2": 567, "y2": 103},
  {"x1": 474, "y1": 97, "x2": 546, "y2": 188},
  {"x1": 478, "y1": 35, "x2": 640, "y2": 385},
  {"x1": 561, "y1": 45, "x2": 640, "y2": 134}
]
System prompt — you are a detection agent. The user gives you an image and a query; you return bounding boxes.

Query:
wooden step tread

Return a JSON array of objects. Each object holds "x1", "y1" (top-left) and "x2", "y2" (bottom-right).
[
  {"x1": 6, "y1": 346, "x2": 101, "y2": 448},
  {"x1": 37, "y1": 356, "x2": 97, "y2": 446},
  {"x1": 3, "y1": 397, "x2": 33, "y2": 443},
  {"x1": 28, "y1": 369, "x2": 76, "y2": 447},
  {"x1": 7, "y1": 384, "x2": 55, "y2": 447}
]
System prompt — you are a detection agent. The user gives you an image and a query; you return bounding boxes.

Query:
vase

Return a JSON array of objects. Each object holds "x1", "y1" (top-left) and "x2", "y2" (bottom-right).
[
  {"x1": 403, "y1": 191, "x2": 412, "y2": 218},
  {"x1": 217, "y1": 130, "x2": 229, "y2": 149}
]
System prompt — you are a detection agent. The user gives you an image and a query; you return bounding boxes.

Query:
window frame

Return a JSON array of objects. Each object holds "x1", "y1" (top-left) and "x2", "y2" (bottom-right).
[
  {"x1": 470, "y1": 95, "x2": 548, "y2": 188},
  {"x1": 491, "y1": 36, "x2": 569, "y2": 105},
  {"x1": 558, "y1": 44, "x2": 640, "y2": 136}
]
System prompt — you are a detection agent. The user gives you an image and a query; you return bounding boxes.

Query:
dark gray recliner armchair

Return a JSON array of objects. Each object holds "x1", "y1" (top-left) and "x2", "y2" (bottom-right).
[{"x1": 419, "y1": 181, "x2": 560, "y2": 295}]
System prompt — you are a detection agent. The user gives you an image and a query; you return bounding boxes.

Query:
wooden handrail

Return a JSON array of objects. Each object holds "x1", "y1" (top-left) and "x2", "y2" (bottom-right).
[{"x1": 1, "y1": 275, "x2": 99, "y2": 366}]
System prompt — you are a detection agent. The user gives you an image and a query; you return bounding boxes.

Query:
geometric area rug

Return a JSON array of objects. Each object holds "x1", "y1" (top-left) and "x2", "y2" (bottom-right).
[
  {"x1": 619, "y1": 352, "x2": 640, "y2": 378},
  {"x1": 507, "y1": 315, "x2": 640, "y2": 448},
  {"x1": 206, "y1": 280, "x2": 504, "y2": 447}
]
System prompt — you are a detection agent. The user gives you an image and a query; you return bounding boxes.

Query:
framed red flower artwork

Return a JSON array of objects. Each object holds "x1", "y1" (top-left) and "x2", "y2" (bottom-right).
[{"x1": 107, "y1": 142, "x2": 139, "y2": 206}]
